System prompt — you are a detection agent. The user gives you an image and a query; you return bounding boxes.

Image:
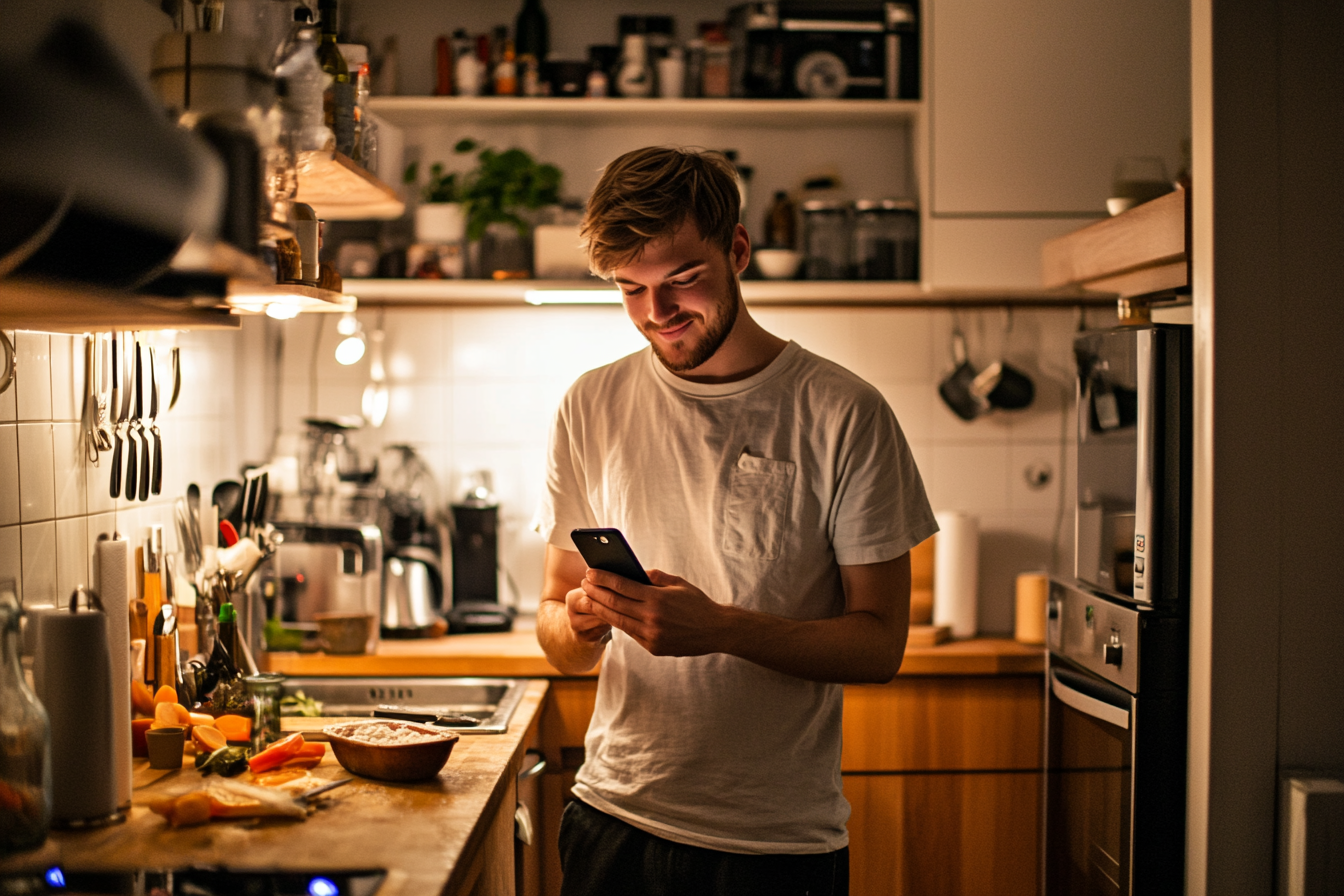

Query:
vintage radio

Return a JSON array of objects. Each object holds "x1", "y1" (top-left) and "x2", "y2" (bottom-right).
[{"x1": 728, "y1": 1, "x2": 920, "y2": 100}]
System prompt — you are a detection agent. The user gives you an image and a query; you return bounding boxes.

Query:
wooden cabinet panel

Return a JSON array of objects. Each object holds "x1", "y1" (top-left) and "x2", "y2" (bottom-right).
[
  {"x1": 842, "y1": 675, "x2": 1043, "y2": 771},
  {"x1": 540, "y1": 679, "x2": 598, "y2": 766},
  {"x1": 844, "y1": 771, "x2": 1041, "y2": 896}
]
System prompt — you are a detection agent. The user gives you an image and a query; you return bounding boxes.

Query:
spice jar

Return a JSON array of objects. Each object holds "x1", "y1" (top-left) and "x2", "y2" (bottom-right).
[
  {"x1": 245, "y1": 672, "x2": 286, "y2": 753},
  {"x1": 801, "y1": 199, "x2": 852, "y2": 280},
  {"x1": 852, "y1": 199, "x2": 919, "y2": 281}
]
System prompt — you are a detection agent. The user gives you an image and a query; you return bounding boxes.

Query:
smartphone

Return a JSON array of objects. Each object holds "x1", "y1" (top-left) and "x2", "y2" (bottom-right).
[{"x1": 570, "y1": 528, "x2": 652, "y2": 585}]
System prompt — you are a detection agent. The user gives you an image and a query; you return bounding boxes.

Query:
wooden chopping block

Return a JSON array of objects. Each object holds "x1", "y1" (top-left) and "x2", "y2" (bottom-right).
[{"x1": 909, "y1": 535, "x2": 935, "y2": 625}]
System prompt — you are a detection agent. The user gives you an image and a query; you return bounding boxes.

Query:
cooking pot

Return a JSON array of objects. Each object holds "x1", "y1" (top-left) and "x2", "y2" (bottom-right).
[{"x1": 381, "y1": 546, "x2": 443, "y2": 638}]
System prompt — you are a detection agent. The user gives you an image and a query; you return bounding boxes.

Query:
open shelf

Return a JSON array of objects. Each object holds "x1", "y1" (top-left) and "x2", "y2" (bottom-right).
[
  {"x1": 226, "y1": 281, "x2": 357, "y2": 316},
  {"x1": 295, "y1": 151, "x2": 405, "y2": 221},
  {"x1": 0, "y1": 277, "x2": 240, "y2": 333},
  {"x1": 368, "y1": 96, "x2": 922, "y2": 129},
  {"x1": 344, "y1": 278, "x2": 1114, "y2": 309}
]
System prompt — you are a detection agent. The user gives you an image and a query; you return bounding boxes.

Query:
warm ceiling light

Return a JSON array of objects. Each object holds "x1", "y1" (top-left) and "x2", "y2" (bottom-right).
[
  {"x1": 265, "y1": 303, "x2": 302, "y2": 320},
  {"x1": 335, "y1": 331, "x2": 366, "y2": 365}
]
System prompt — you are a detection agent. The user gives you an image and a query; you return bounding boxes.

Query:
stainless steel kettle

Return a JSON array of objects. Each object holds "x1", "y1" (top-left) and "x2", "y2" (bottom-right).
[{"x1": 381, "y1": 546, "x2": 443, "y2": 638}]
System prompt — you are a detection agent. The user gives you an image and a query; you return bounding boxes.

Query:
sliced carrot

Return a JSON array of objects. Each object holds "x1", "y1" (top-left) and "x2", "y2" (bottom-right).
[
  {"x1": 251, "y1": 768, "x2": 307, "y2": 787},
  {"x1": 273, "y1": 754, "x2": 321, "y2": 771},
  {"x1": 213, "y1": 714, "x2": 252, "y2": 743},
  {"x1": 294, "y1": 742, "x2": 326, "y2": 758},
  {"x1": 191, "y1": 725, "x2": 227, "y2": 754},
  {"x1": 153, "y1": 685, "x2": 178, "y2": 705},
  {"x1": 246, "y1": 733, "x2": 305, "y2": 774},
  {"x1": 187, "y1": 712, "x2": 214, "y2": 728},
  {"x1": 131, "y1": 680, "x2": 156, "y2": 717}
]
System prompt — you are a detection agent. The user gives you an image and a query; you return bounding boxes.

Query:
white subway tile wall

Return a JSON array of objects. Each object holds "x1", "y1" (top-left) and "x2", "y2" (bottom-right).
[
  {"x1": 268, "y1": 305, "x2": 1088, "y2": 632},
  {"x1": 0, "y1": 330, "x2": 243, "y2": 609}
]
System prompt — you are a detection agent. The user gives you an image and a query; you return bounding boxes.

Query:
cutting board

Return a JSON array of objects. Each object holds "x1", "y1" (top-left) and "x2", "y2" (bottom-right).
[{"x1": 907, "y1": 624, "x2": 951, "y2": 648}]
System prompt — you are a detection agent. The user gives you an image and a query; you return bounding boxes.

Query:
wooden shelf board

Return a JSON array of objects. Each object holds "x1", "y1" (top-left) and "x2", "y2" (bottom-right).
[
  {"x1": 0, "y1": 277, "x2": 239, "y2": 332},
  {"x1": 226, "y1": 281, "x2": 357, "y2": 315},
  {"x1": 344, "y1": 278, "x2": 1114, "y2": 309},
  {"x1": 295, "y1": 151, "x2": 405, "y2": 221},
  {"x1": 368, "y1": 96, "x2": 921, "y2": 129},
  {"x1": 1041, "y1": 188, "x2": 1188, "y2": 292}
]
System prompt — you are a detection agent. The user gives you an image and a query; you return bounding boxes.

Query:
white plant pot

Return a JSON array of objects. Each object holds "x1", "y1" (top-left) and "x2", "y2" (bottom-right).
[{"x1": 414, "y1": 202, "x2": 466, "y2": 243}]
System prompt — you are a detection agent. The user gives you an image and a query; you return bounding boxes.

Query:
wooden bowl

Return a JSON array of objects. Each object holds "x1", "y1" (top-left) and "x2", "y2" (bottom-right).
[{"x1": 322, "y1": 720, "x2": 459, "y2": 782}]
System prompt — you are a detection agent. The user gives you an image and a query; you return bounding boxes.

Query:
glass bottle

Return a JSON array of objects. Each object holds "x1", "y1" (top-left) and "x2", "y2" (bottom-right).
[
  {"x1": 245, "y1": 673, "x2": 286, "y2": 753},
  {"x1": 494, "y1": 40, "x2": 518, "y2": 96},
  {"x1": 514, "y1": 0, "x2": 549, "y2": 64},
  {"x1": 764, "y1": 191, "x2": 797, "y2": 249},
  {"x1": 316, "y1": 0, "x2": 355, "y2": 157},
  {"x1": 0, "y1": 585, "x2": 52, "y2": 852}
]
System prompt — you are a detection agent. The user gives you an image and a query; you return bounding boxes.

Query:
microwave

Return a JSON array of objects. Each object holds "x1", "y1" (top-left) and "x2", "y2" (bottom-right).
[{"x1": 1073, "y1": 324, "x2": 1192, "y2": 605}]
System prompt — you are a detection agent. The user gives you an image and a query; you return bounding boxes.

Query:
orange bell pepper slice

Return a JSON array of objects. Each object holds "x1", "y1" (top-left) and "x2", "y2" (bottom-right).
[{"x1": 246, "y1": 733, "x2": 306, "y2": 774}]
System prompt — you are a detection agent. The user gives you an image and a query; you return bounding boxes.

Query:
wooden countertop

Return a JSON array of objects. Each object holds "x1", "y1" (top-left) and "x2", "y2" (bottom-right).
[
  {"x1": 0, "y1": 679, "x2": 549, "y2": 894},
  {"x1": 263, "y1": 624, "x2": 1044, "y2": 678}
]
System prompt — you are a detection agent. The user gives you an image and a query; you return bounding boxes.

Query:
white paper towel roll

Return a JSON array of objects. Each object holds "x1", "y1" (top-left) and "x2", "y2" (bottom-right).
[
  {"x1": 933, "y1": 511, "x2": 979, "y2": 639},
  {"x1": 33, "y1": 594, "x2": 119, "y2": 825},
  {"x1": 96, "y1": 536, "x2": 134, "y2": 810}
]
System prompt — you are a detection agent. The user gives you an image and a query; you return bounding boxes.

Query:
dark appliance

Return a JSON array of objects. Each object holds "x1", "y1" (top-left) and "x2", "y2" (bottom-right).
[
  {"x1": 1044, "y1": 323, "x2": 1192, "y2": 896},
  {"x1": 728, "y1": 2, "x2": 920, "y2": 100},
  {"x1": 448, "y1": 500, "x2": 514, "y2": 634},
  {"x1": 377, "y1": 445, "x2": 445, "y2": 638}
]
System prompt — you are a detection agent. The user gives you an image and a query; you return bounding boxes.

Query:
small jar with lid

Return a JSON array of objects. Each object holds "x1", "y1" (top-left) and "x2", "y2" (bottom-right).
[
  {"x1": 852, "y1": 199, "x2": 919, "y2": 281},
  {"x1": 801, "y1": 199, "x2": 852, "y2": 280}
]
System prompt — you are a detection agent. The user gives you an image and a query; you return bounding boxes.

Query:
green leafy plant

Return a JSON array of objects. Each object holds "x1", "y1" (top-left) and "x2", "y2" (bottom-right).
[
  {"x1": 454, "y1": 138, "x2": 562, "y2": 241},
  {"x1": 403, "y1": 159, "x2": 460, "y2": 204}
]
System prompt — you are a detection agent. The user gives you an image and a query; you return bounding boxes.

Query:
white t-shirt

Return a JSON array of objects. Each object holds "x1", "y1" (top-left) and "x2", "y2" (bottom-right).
[{"x1": 536, "y1": 341, "x2": 937, "y2": 854}]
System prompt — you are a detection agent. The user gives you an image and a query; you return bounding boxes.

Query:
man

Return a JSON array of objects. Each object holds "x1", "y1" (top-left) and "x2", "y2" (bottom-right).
[{"x1": 534, "y1": 147, "x2": 937, "y2": 896}]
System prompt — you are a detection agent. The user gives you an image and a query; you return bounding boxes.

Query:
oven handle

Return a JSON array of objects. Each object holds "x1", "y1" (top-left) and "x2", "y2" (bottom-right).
[{"x1": 1051, "y1": 667, "x2": 1131, "y2": 730}]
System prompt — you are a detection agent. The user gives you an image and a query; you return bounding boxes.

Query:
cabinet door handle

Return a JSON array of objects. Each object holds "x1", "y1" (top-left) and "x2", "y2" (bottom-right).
[
  {"x1": 1051, "y1": 668, "x2": 1130, "y2": 730},
  {"x1": 518, "y1": 751, "x2": 546, "y2": 782}
]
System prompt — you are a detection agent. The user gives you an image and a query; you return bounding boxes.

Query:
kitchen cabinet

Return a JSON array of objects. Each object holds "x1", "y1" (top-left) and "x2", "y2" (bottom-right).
[
  {"x1": 522, "y1": 669, "x2": 1043, "y2": 896},
  {"x1": 926, "y1": 0, "x2": 1189, "y2": 287}
]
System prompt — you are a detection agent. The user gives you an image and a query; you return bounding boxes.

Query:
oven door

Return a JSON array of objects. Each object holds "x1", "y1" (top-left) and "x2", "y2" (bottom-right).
[{"x1": 1044, "y1": 661, "x2": 1134, "y2": 896}]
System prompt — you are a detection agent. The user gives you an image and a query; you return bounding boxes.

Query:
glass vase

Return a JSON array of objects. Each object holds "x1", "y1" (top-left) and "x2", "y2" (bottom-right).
[{"x1": 0, "y1": 582, "x2": 52, "y2": 852}]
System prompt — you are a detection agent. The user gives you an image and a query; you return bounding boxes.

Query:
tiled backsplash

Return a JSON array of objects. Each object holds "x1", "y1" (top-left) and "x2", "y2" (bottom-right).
[
  {"x1": 265, "y1": 304, "x2": 1096, "y2": 633},
  {"x1": 0, "y1": 329, "x2": 243, "y2": 609}
]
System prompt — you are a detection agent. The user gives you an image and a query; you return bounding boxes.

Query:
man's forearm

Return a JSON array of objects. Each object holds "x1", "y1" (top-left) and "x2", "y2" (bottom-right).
[
  {"x1": 716, "y1": 605, "x2": 907, "y2": 684},
  {"x1": 536, "y1": 598, "x2": 607, "y2": 674}
]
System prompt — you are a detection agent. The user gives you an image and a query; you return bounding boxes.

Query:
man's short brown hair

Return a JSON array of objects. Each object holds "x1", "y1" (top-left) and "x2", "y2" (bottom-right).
[{"x1": 581, "y1": 147, "x2": 740, "y2": 279}]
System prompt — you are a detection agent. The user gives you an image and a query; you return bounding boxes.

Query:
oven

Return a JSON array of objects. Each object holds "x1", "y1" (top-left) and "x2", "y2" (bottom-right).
[
  {"x1": 1043, "y1": 579, "x2": 1187, "y2": 895},
  {"x1": 1044, "y1": 323, "x2": 1192, "y2": 895}
]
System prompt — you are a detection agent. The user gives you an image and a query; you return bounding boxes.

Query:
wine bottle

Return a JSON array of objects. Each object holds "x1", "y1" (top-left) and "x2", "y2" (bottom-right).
[
  {"x1": 317, "y1": 0, "x2": 355, "y2": 157},
  {"x1": 514, "y1": 0, "x2": 549, "y2": 64}
]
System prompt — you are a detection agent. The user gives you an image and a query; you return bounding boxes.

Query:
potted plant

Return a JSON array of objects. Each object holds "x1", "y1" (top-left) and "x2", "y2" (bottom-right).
[
  {"x1": 453, "y1": 139, "x2": 563, "y2": 278},
  {"x1": 404, "y1": 158, "x2": 466, "y2": 245}
]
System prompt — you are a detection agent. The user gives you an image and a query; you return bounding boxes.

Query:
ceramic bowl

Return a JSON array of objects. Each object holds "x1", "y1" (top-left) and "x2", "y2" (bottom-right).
[
  {"x1": 314, "y1": 612, "x2": 375, "y2": 655},
  {"x1": 322, "y1": 720, "x2": 460, "y2": 782},
  {"x1": 754, "y1": 249, "x2": 803, "y2": 280}
]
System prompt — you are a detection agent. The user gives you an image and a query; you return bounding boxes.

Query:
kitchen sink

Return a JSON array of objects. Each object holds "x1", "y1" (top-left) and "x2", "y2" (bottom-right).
[{"x1": 281, "y1": 677, "x2": 527, "y2": 735}]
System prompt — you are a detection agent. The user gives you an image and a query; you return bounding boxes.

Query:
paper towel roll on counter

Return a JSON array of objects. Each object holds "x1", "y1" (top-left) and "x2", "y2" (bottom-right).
[
  {"x1": 96, "y1": 535, "x2": 135, "y2": 810},
  {"x1": 933, "y1": 511, "x2": 979, "y2": 639}
]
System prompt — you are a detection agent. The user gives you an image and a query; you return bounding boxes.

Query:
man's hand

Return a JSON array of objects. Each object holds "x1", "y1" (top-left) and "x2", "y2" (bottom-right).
[
  {"x1": 565, "y1": 585, "x2": 613, "y2": 644},
  {"x1": 581, "y1": 568, "x2": 729, "y2": 657}
]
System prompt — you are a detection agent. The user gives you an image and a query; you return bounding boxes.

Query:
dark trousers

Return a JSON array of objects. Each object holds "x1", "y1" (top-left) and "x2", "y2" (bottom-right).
[{"x1": 558, "y1": 798, "x2": 849, "y2": 896}]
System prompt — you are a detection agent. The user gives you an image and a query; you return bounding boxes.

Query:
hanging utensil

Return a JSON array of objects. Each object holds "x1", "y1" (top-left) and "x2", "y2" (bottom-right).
[
  {"x1": 240, "y1": 471, "x2": 258, "y2": 539},
  {"x1": 94, "y1": 333, "x2": 113, "y2": 451},
  {"x1": 125, "y1": 337, "x2": 142, "y2": 501},
  {"x1": 168, "y1": 345, "x2": 182, "y2": 411},
  {"x1": 147, "y1": 346, "x2": 162, "y2": 497},
  {"x1": 80, "y1": 335, "x2": 101, "y2": 464},
  {"x1": 253, "y1": 471, "x2": 269, "y2": 534},
  {"x1": 212, "y1": 480, "x2": 244, "y2": 537},
  {"x1": 108, "y1": 332, "x2": 125, "y2": 499}
]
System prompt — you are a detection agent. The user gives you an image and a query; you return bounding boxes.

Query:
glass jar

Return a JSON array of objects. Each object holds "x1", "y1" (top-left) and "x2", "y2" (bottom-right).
[
  {"x1": 801, "y1": 200, "x2": 852, "y2": 280},
  {"x1": 245, "y1": 673, "x2": 286, "y2": 753},
  {"x1": 0, "y1": 582, "x2": 52, "y2": 852},
  {"x1": 852, "y1": 199, "x2": 919, "y2": 281}
]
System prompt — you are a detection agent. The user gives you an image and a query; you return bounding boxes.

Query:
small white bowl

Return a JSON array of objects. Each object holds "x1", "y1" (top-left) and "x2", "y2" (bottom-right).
[{"x1": 754, "y1": 249, "x2": 802, "y2": 280}]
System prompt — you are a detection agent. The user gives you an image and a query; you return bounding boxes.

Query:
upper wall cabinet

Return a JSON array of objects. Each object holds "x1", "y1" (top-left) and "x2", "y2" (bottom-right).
[{"x1": 929, "y1": 0, "x2": 1190, "y2": 216}]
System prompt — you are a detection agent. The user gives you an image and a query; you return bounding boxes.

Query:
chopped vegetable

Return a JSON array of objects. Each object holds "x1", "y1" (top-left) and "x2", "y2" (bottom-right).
[
  {"x1": 153, "y1": 685, "x2": 179, "y2": 705},
  {"x1": 131, "y1": 680, "x2": 156, "y2": 716},
  {"x1": 279, "y1": 690, "x2": 324, "y2": 717},
  {"x1": 188, "y1": 712, "x2": 215, "y2": 727},
  {"x1": 191, "y1": 725, "x2": 227, "y2": 754},
  {"x1": 148, "y1": 780, "x2": 306, "y2": 825},
  {"x1": 131, "y1": 718, "x2": 153, "y2": 757},
  {"x1": 213, "y1": 714, "x2": 252, "y2": 743},
  {"x1": 152, "y1": 702, "x2": 182, "y2": 729},
  {"x1": 251, "y1": 768, "x2": 308, "y2": 787},
  {"x1": 147, "y1": 791, "x2": 214, "y2": 827},
  {"x1": 247, "y1": 733, "x2": 306, "y2": 774},
  {"x1": 196, "y1": 746, "x2": 250, "y2": 778}
]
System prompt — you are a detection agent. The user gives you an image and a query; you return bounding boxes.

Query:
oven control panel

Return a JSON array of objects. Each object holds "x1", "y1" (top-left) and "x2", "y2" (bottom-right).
[{"x1": 1047, "y1": 578, "x2": 1141, "y2": 694}]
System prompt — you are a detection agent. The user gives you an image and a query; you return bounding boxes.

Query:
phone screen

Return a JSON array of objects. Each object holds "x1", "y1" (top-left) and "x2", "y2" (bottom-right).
[{"x1": 570, "y1": 528, "x2": 652, "y2": 585}]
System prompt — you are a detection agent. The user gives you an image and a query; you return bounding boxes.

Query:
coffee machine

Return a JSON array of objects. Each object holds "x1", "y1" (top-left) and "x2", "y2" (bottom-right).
[{"x1": 447, "y1": 471, "x2": 514, "y2": 634}]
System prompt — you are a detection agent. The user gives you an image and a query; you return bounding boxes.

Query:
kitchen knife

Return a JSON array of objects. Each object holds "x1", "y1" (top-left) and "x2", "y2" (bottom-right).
[
  {"x1": 139, "y1": 344, "x2": 153, "y2": 501},
  {"x1": 108, "y1": 332, "x2": 123, "y2": 499},
  {"x1": 148, "y1": 347, "x2": 161, "y2": 496},
  {"x1": 124, "y1": 339, "x2": 140, "y2": 502}
]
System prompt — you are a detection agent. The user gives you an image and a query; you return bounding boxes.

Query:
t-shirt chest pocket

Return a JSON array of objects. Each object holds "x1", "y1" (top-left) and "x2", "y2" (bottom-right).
[{"x1": 721, "y1": 451, "x2": 797, "y2": 560}]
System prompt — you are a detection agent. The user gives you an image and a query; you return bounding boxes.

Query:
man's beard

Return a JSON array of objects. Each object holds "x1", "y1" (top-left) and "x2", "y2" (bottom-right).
[{"x1": 643, "y1": 271, "x2": 741, "y2": 373}]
